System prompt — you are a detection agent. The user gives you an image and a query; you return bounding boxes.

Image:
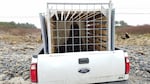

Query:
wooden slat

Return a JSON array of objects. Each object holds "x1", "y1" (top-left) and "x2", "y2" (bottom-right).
[
  {"x1": 80, "y1": 11, "x2": 98, "y2": 20},
  {"x1": 95, "y1": 43, "x2": 107, "y2": 51},
  {"x1": 88, "y1": 29, "x2": 107, "y2": 35},
  {"x1": 95, "y1": 37, "x2": 107, "y2": 42},
  {"x1": 55, "y1": 11, "x2": 59, "y2": 20},
  {"x1": 73, "y1": 11, "x2": 83, "y2": 20},
  {"x1": 86, "y1": 44, "x2": 107, "y2": 51},
  {"x1": 88, "y1": 36, "x2": 107, "y2": 43},
  {"x1": 88, "y1": 13, "x2": 104, "y2": 20},
  {"x1": 66, "y1": 11, "x2": 73, "y2": 21},
  {"x1": 69, "y1": 11, "x2": 77, "y2": 21},
  {"x1": 88, "y1": 16, "x2": 107, "y2": 22},
  {"x1": 87, "y1": 20, "x2": 107, "y2": 24},
  {"x1": 61, "y1": 11, "x2": 64, "y2": 21},
  {"x1": 95, "y1": 46, "x2": 106, "y2": 51},
  {"x1": 76, "y1": 11, "x2": 87, "y2": 21},
  {"x1": 65, "y1": 11, "x2": 70, "y2": 20},
  {"x1": 87, "y1": 24, "x2": 107, "y2": 28},
  {"x1": 86, "y1": 11, "x2": 101, "y2": 20}
]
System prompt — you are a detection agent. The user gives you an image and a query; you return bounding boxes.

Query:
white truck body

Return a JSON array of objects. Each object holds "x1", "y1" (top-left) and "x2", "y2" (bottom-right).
[{"x1": 30, "y1": 1, "x2": 130, "y2": 84}]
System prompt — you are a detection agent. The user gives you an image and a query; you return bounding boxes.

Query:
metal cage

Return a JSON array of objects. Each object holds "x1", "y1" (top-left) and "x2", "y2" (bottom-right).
[{"x1": 44, "y1": 2, "x2": 114, "y2": 53}]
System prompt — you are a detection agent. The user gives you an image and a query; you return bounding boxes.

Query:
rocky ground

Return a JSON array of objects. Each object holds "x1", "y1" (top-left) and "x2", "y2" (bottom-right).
[
  {"x1": 0, "y1": 36, "x2": 150, "y2": 84},
  {"x1": 0, "y1": 39, "x2": 41, "y2": 84},
  {"x1": 117, "y1": 45, "x2": 150, "y2": 84}
]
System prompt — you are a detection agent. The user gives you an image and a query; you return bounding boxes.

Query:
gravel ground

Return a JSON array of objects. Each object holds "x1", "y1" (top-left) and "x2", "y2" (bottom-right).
[
  {"x1": 117, "y1": 45, "x2": 150, "y2": 84},
  {"x1": 0, "y1": 40, "x2": 40, "y2": 84},
  {"x1": 0, "y1": 40, "x2": 150, "y2": 84}
]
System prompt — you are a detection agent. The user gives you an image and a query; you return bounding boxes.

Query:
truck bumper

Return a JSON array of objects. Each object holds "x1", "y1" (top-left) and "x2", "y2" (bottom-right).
[
  {"x1": 100, "y1": 80, "x2": 129, "y2": 84},
  {"x1": 33, "y1": 80, "x2": 129, "y2": 84}
]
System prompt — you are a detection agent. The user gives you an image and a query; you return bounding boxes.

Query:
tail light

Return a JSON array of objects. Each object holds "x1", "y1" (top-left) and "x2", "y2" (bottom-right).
[
  {"x1": 125, "y1": 57, "x2": 130, "y2": 74},
  {"x1": 30, "y1": 63, "x2": 38, "y2": 83}
]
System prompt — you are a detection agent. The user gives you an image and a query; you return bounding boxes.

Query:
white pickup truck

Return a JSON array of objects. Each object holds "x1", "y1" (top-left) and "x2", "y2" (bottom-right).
[{"x1": 30, "y1": 2, "x2": 130, "y2": 84}]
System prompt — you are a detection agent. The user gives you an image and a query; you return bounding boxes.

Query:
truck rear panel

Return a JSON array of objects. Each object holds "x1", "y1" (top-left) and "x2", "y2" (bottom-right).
[{"x1": 37, "y1": 50, "x2": 128, "y2": 84}]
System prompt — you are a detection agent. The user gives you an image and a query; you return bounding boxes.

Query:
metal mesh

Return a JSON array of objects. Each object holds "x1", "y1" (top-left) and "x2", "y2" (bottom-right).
[{"x1": 47, "y1": 3, "x2": 111, "y2": 53}]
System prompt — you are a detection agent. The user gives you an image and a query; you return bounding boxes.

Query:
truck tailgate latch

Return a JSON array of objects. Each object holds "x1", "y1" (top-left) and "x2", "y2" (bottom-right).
[{"x1": 79, "y1": 58, "x2": 89, "y2": 64}]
